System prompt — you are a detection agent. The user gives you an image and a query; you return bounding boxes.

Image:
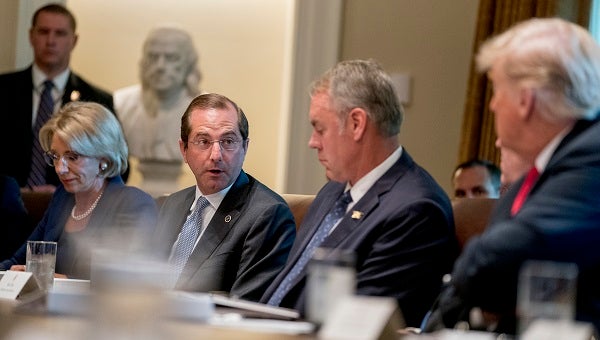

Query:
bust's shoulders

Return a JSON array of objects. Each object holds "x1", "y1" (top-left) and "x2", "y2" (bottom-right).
[{"x1": 114, "y1": 84, "x2": 142, "y2": 102}]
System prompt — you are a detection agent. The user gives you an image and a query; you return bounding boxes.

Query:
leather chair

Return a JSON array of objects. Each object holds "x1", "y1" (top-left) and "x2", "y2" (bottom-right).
[
  {"x1": 20, "y1": 191, "x2": 495, "y2": 252},
  {"x1": 21, "y1": 191, "x2": 53, "y2": 231},
  {"x1": 281, "y1": 193, "x2": 315, "y2": 229},
  {"x1": 451, "y1": 198, "x2": 497, "y2": 251}
]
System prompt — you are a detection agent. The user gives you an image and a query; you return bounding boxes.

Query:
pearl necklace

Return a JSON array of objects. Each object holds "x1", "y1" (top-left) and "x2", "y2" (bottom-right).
[{"x1": 71, "y1": 190, "x2": 104, "y2": 221}]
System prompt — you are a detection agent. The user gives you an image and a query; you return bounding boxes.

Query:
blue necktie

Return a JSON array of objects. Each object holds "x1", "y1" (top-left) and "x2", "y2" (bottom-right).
[
  {"x1": 267, "y1": 191, "x2": 352, "y2": 306},
  {"x1": 27, "y1": 80, "x2": 54, "y2": 188},
  {"x1": 170, "y1": 196, "x2": 210, "y2": 279}
]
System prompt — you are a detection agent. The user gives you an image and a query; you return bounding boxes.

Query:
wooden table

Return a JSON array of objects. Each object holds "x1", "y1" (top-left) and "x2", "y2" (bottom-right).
[{"x1": 0, "y1": 299, "x2": 316, "y2": 340}]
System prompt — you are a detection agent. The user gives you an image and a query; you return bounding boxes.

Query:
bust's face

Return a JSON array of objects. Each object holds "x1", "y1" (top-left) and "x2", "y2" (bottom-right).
[{"x1": 141, "y1": 32, "x2": 189, "y2": 96}]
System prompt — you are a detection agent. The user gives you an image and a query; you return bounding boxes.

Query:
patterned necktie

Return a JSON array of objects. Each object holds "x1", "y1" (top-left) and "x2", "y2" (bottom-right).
[
  {"x1": 510, "y1": 167, "x2": 539, "y2": 216},
  {"x1": 267, "y1": 190, "x2": 352, "y2": 306},
  {"x1": 27, "y1": 80, "x2": 54, "y2": 188},
  {"x1": 170, "y1": 196, "x2": 210, "y2": 278}
]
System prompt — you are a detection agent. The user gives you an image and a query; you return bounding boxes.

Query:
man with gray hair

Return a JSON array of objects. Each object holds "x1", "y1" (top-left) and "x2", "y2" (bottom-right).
[
  {"x1": 423, "y1": 18, "x2": 600, "y2": 335},
  {"x1": 261, "y1": 59, "x2": 457, "y2": 327}
]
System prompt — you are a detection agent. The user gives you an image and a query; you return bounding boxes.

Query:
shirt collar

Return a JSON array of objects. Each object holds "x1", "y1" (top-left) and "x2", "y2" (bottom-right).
[
  {"x1": 191, "y1": 182, "x2": 235, "y2": 212},
  {"x1": 346, "y1": 146, "x2": 403, "y2": 205},
  {"x1": 32, "y1": 64, "x2": 70, "y2": 92},
  {"x1": 535, "y1": 123, "x2": 574, "y2": 173}
]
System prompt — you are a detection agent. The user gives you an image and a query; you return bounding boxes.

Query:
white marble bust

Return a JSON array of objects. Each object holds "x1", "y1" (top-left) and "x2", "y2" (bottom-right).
[
  {"x1": 115, "y1": 24, "x2": 201, "y2": 162},
  {"x1": 114, "y1": 25, "x2": 201, "y2": 195}
]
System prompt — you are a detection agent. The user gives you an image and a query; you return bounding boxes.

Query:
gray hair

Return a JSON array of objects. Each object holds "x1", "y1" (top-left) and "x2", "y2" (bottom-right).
[
  {"x1": 310, "y1": 59, "x2": 403, "y2": 137},
  {"x1": 476, "y1": 18, "x2": 600, "y2": 121},
  {"x1": 39, "y1": 101, "x2": 129, "y2": 177}
]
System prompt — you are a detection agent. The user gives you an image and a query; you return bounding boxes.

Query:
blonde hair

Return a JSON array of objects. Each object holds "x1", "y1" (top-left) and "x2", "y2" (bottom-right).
[
  {"x1": 39, "y1": 101, "x2": 129, "y2": 177},
  {"x1": 476, "y1": 18, "x2": 600, "y2": 122}
]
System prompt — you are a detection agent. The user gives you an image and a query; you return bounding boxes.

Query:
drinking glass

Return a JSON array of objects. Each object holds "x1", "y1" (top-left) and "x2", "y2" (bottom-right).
[
  {"x1": 26, "y1": 240, "x2": 57, "y2": 291},
  {"x1": 517, "y1": 260, "x2": 578, "y2": 335},
  {"x1": 307, "y1": 247, "x2": 356, "y2": 325}
]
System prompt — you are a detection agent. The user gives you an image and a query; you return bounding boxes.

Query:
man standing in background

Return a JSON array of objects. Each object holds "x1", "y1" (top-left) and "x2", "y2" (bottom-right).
[{"x1": 0, "y1": 3, "x2": 114, "y2": 192}]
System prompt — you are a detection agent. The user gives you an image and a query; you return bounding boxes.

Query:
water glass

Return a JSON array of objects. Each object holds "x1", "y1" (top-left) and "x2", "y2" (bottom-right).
[
  {"x1": 307, "y1": 247, "x2": 356, "y2": 325},
  {"x1": 517, "y1": 260, "x2": 578, "y2": 335},
  {"x1": 26, "y1": 240, "x2": 57, "y2": 291}
]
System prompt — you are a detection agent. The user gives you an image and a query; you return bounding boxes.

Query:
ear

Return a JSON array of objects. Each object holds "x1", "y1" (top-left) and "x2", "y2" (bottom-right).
[
  {"x1": 347, "y1": 108, "x2": 368, "y2": 141},
  {"x1": 518, "y1": 87, "x2": 535, "y2": 121},
  {"x1": 179, "y1": 140, "x2": 188, "y2": 164}
]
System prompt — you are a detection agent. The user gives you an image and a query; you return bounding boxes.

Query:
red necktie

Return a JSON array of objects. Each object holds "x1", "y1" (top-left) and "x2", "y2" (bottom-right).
[{"x1": 511, "y1": 167, "x2": 540, "y2": 216}]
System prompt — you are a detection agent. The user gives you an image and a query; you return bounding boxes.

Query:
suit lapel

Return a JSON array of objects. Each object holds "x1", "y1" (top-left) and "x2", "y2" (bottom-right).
[
  {"x1": 323, "y1": 151, "x2": 411, "y2": 248},
  {"x1": 22, "y1": 68, "x2": 35, "y2": 128},
  {"x1": 180, "y1": 171, "x2": 250, "y2": 280},
  {"x1": 62, "y1": 72, "x2": 79, "y2": 105}
]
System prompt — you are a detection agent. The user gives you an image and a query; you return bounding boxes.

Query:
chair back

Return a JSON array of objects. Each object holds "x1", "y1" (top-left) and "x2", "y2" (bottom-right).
[
  {"x1": 452, "y1": 198, "x2": 497, "y2": 251},
  {"x1": 281, "y1": 193, "x2": 315, "y2": 229}
]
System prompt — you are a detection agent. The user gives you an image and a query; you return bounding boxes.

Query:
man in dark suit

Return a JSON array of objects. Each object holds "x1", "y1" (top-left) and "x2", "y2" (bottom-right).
[
  {"x1": 0, "y1": 175, "x2": 31, "y2": 260},
  {"x1": 0, "y1": 3, "x2": 114, "y2": 191},
  {"x1": 151, "y1": 93, "x2": 296, "y2": 302},
  {"x1": 260, "y1": 59, "x2": 457, "y2": 327},
  {"x1": 422, "y1": 18, "x2": 600, "y2": 335}
]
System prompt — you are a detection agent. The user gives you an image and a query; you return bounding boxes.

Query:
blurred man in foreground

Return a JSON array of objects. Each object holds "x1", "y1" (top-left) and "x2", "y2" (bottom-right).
[{"x1": 423, "y1": 18, "x2": 600, "y2": 334}]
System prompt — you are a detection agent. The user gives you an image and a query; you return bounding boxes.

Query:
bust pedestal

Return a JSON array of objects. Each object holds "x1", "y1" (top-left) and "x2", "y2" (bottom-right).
[{"x1": 137, "y1": 159, "x2": 184, "y2": 197}]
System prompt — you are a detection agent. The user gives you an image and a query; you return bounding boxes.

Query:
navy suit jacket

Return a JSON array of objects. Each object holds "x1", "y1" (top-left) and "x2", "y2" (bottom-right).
[
  {"x1": 0, "y1": 66, "x2": 115, "y2": 187},
  {"x1": 260, "y1": 150, "x2": 457, "y2": 327},
  {"x1": 151, "y1": 171, "x2": 296, "y2": 302},
  {"x1": 0, "y1": 176, "x2": 157, "y2": 279},
  {"x1": 426, "y1": 117, "x2": 600, "y2": 334},
  {"x1": 0, "y1": 175, "x2": 30, "y2": 260}
]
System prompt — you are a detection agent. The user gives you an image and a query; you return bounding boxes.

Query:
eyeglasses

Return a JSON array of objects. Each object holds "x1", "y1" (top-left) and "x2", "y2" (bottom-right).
[
  {"x1": 44, "y1": 151, "x2": 86, "y2": 167},
  {"x1": 189, "y1": 138, "x2": 242, "y2": 151}
]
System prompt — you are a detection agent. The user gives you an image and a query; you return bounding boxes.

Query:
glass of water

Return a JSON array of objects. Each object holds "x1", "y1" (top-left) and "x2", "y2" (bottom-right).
[
  {"x1": 517, "y1": 260, "x2": 578, "y2": 335},
  {"x1": 307, "y1": 247, "x2": 356, "y2": 325},
  {"x1": 26, "y1": 240, "x2": 57, "y2": 291}
]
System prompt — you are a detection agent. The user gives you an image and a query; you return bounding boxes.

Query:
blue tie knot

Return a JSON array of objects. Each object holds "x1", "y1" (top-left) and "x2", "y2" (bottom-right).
[{"x1": 43, "y1": 79, "x2": 54, "y2": 89}]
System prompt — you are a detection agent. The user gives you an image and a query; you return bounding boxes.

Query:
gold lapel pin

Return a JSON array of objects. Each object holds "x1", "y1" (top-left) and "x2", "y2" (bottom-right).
[
  {"x1": 351, "y1": 210, "x2": 363, "y2": 220},
  {"x1": 225, "y1": 215, "x2": 232, "y2": 223},
  {"x1": 70, "y1": 90, "x2": 80, "y2": 101}
]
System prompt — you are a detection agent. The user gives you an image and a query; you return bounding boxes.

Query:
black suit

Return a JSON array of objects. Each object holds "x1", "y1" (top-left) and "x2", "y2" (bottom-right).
[
  {"x1": 152, "y1": 171, "x2": 296, "y2": 302},
  {"x1": 0, "y1": 66, "x2": 115, "y2": 187},
  {"x1": 424, "y1": 118, "x2": 600, "y2": 334},
  {"x1": 261, "y1": 150, "x2": 457, "y2": 326},
  {"x1": 0, "y1": 175, "x2": 30, "y2": 260}
]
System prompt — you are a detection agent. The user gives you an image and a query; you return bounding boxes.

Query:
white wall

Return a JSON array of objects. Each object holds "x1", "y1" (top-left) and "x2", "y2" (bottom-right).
[
  {"x1": 341, "y1": 0, "x2": 479, "y2": 194},
  {"x1": 67, "y1": 0, "x2": 290, "y2": 192},
  {"x1": 1, "y1": 0, "x2": 479, "y2": 196}
]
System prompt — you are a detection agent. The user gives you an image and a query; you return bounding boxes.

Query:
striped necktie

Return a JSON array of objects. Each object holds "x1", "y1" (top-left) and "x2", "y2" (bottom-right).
[
  {"x1": 27, "y1": 80, "x2": 54, "y2": 188},
  {"x1": 170, "y1": 196, "x2": 210, "y2": 280},
  {"x1": 267, "y1": 191, "x2": 352, "y2": 306}
]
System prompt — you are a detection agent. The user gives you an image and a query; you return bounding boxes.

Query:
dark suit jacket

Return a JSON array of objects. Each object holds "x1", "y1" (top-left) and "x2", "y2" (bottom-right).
[
  {"x1": 0, "y1": 175, "x2": 30, "y2": 260},
  {"x1": 0, "y1": 66, "x2": 115, "y2": 187},
  {"x1": 425, "y1": 118, "x2": 600, "y2": 334},
  {"x1": 260, "y1": 150, "x2": 457, "y2": 327},
  {"x1": 0, "y1": 176, "x2": 157, "y2": 279},
  {"x1": 152, "y1": 171, "x2": 296, "y2": 302}
]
